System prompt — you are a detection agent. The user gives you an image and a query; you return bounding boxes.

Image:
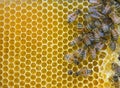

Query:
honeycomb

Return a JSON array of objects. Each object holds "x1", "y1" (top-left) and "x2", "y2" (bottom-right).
[{"x1": 0, "y1": 0, "x2": 119, "y2": 88}]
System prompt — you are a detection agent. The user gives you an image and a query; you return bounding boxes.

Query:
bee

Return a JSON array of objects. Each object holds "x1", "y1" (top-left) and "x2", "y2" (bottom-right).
[
  {"x1": 64, "y1": 54, "x2": 74, "y2": 63},
  {"x1": 83, "y1": 35, "x2": 92, "y2": 46},
  {"x1": 109, "y1": 12, "x2": 120, "y2": 24},
  {"x1": 109, "y1": 41, "x2": 116, "y2": 51},
  {"x1": 102, "y1": 23, "x2": 110, "y2": 33},
  {"x1": 77, "y1": 23, "x2": 84, "y2": 33},
  {"x1": 77, "y1": 23, "x2": 83, "y2": 29},
  {"x1": 95, "y1": 42, "x2": 105, "y2": 52},
  {"x1": 68, "y1": 9, "x2": 81, "y2": 23},
  {"x1": 74, "y1": 48, "x2": 87, "y2": 60},
  {"x1": 93, "y1": 29, "x2": 101, "y2": 42},
  {"x1": 89, "y1": 4, "x2": 103, "y2": 13},
  {"x1": 64, "y1": 50, "x2": 81, "y2": 65},
  {"x1": 80, "y1": 49, "x2": 87, "y2": 59},
  {"x1": 109, "y1": 75, "x2": 120, "y2": 88},
  {"x1": 98, "y1": 30, "x2": 105, "y2": 37},
  {"x1": 90, "y1": 11, "x2": 105, "y2": 19},
  {"x1": 102, "y1": 2, "x2": 111, "y2": 15},
  {"x1": 84, "y1": 14, "x2": 92, "y2": 22},
  {"x1": 73, "y1": 49, "x2": 82, "y2": 58},
  {"x1": 94, "y1": 19, "x2": 102, "y2": 28},
  {"x1": 73, "y1": 59, "x2": 80, "y2": 65},
  {"x1": 87, "y1": 32, "x2": 95, "y2": 43},
  {"x1": 111, "y1": 29, "x2": 119, "y2": 41},
  {"x1": 69, "y1": 36, "x2": 83, "y2": 46},
  {"x1": 86, "y1": 22, "x2": 96, "y2": 31},
  {"x1": 75, "y1": 67, "x2": 92, "y2": 77},
  {"x1": 90, "y1": 47, "x2": 96, "y2": 59},
  {"x1": 68, "y1": 70, "x2": 73, "y2": 75},
  {"x1": 111, "y1": 63, "x2": 120, "y2": 77}
]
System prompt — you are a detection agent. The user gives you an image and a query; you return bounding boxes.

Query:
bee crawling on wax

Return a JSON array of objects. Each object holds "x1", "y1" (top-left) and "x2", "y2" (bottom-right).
[
  {"x1": 64, "y1": 52, "x2": 80, "y2": 65},
  {"x1": 75, "y1": 67, "x2": 92, "y2": 77},
  {"x1": 109, "y1": 74, "x2": 120, "y2": 88},
  {"x1": 69, "y1": 35, "x2": 83, "y2": 46},
  {"x1": 102, "y1": 2, "x2": 112, "y2": 15},
  {"x1": 93, "y1": 29, "x2": 101, "y2": 43},
  {"x1": 109, "y1": 11, "x2": 120, "y2": 24},
  {"x1": 109, "y1": 29, "x2": 119, "y2": 51},
  {"x1": 111, "y1": 29, "x2": 119, "y2": 41},
  {"x1": 111, "y1": 63, "x2": 120, "y2": 77},
  {"x1": 68, "y1": 9, "x2": 81, "y2": 23},
  {"x1": 109, "y1": 40, "x2": 116, "y2": 51},
  {"x1": 95, "y1": 42, "x2": 105, "y2": 52}
]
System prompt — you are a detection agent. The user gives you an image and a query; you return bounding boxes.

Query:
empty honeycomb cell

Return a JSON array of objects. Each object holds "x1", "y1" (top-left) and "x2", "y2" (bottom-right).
[
  {"x1": 32, "y1": 9, "x2": 37, "y2": 14},
  {"x1": 4, "y1": 24, "x2": 10, "y2": 29},
  {"x1": 10, "y1": 21, "x2": 15, "y2": 26},
  {"x1": 26, "y1": 12, "x2": 32, "y2": 17},
  {"x1": 21, "y1": 2, "x2": 26, "y2": 7},
  {"x1": 5, "y1": 18, "x2": 10, "y2": 23},
  {"x1": 21, "y1": 9, "x2": 27, "y2": 14},
  {"x1": 83, "y1": 8, "x2": 88, "y2": 13},
  {"x1": 8, "y1": 81, "x2": 14, "y2": 86},
  {"x1": 10, "y1": 9, "x2": 15, "y2": 14},
  {"x1": 0, "y1": 9, "x2": 4, "y2": 14},
  {"x1": 27, "y1": 6, "x2": 32, "y2": 11},
  {"x1": 25, "y1": 84, "x2": 30, "y2": 88},
  {"x1": 3, "y1": 78, "x2": 8, "y2": 84},
  {"x1": 93, "y1": 80, "x2": 98, "y2": 85},
  {"x1": 8, "y1": 75, "x2": 14, "y2": 80}
]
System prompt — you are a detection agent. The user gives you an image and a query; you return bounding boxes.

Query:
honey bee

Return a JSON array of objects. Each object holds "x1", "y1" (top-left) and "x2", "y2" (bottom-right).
[
  {"x1": 80, "y1": 49, "x2": 87, "y2": 59},
  {"x1": 94, "y1": 19, "x2": 102, "y2": 28},
  {"x1": 111, "y1": 63, "x2": 120, "y2": 77},
  {"x1": 102, "y1": 2, "x2": 111, "y2": 15},
  {"x1": 64, "y1": 54, "x2": 74, "y2": 63},
  {"x1": 90, "y1": 47, "x2": 96, "y2": 59},
  {"x1": 98, "y1": 30, "x2": 105, "y2": 37},
  {"x1": 111, "y1": 29, "x2": 119, "y2": 41},
  {"x1": 95, "y1": 42, "x2": 105, "y2": 52},
  {"x1": 83, "y1": 35, "x2": 92, "y2": 46},
  {"x1": 64, "y1": 49, "x2": 81, "y2": 65},
  {"x1": 86, "y1": 22, "x2": 96, "y2": 31},
  {"x1": 84, "y1": 14, "x2": 92, "y2": 22},
  {"x1": 109, "y1": 75, "x2": 120, "y2": 88},
  {"x1": 109, "y1": 12, "x2": 120, "y2": 24},
  {"x1": 77, "y1": 23, "x2": 83, "y2": 29},
  {"x1": 73, "y1": 59, "x2": 80, "y2": 65},
  {"x1": 90, "y1": 11, "x2": 105, "y2": 19},
  {"x1": 69, "y1": 35, "x2": 83, "y2": 46},
  {"x1": 74, "y1": 48, "x2": 87, "y2": 60},
  {"x1": 68, "y1": 9, "x2": 81, "y2": 23},
  {"x1": 75, "y1": 67, "x2": 92, "y2": 77},
  {"x1": 102, "y1": 23, "x2": 110, "y2": 33},
  {"x1": 87, "y1": 32, "x2": 95, "y2": 43},
  {"x1": 93, "y1": 29, "x2": 101, "y2": 42},
  {"x1": 109, "y1": 41, "x2": 116, "y2": 51}
]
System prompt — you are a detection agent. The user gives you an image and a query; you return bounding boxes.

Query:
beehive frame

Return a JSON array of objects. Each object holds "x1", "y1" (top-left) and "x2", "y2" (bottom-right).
[{"x1": 0, "y1": 0, "x2": 119, "y2": 88}]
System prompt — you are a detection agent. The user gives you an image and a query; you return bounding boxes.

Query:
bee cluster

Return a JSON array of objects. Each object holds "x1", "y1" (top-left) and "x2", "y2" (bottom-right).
[{"x1": 65, "y1": 0, "x2": 120, "y2": 77}]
